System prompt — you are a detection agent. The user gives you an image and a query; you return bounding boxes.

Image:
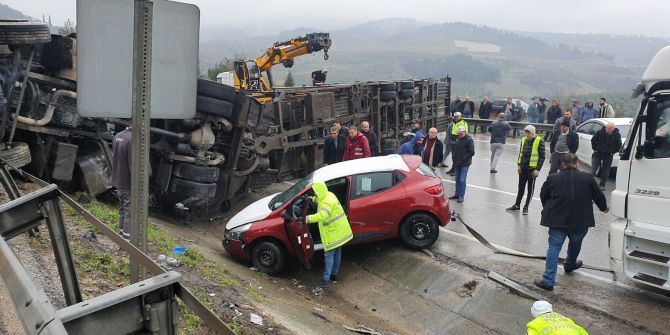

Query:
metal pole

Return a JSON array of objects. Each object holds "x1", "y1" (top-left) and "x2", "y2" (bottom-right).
[
  {"x1": 7, "y1": 47, "x2": 34, "y2": 145},
  {"x1": 130, "y1": 0, "x2": 153, "y2": 282}
]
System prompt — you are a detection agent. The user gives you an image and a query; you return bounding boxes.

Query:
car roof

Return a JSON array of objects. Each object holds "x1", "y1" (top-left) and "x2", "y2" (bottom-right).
[
  {"x1": 312, "y1": 155, "x2": 410, "y2": 182},
  {"x1": 585, "y1": 117, "x2": 633, "y2": 125}
]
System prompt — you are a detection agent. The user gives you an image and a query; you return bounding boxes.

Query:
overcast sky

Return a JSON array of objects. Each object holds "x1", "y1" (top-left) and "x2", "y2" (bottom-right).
[{"x1": 5, "y1": 0, "x2": 670, "y2": 37}]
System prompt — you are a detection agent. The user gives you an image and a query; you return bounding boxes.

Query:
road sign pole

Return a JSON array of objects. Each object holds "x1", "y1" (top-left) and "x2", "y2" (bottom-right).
[{"x1": 130, "y1": 0, "x2": 153, "y2": 283}]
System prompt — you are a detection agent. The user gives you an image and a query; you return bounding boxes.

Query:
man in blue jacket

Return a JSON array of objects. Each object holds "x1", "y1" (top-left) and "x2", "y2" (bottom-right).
[{"x1": 398, "y1": 130, "x2": 425, "y2": 156}]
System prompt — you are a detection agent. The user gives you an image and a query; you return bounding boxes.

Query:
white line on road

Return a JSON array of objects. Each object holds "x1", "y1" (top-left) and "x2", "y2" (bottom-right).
[{"x1": 441, "y1": 178, "x2": 541, "y2": 202}]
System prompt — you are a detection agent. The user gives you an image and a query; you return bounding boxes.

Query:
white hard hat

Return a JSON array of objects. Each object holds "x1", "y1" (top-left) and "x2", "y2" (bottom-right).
[
  {"x1": 322, "y1": 68, "x2": 328, "y2": 72},
  {"x1": 454, "y1": 112, "x2": 462, "y2": 117},
  {"x1": 531, "y1": 301, "x2": 552, "y2": 318}
]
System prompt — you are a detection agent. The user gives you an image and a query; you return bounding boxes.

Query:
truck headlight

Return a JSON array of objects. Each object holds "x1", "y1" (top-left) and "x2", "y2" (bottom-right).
[{"x1": 225, "y1": 223, "x2": 252, "y2": 240}]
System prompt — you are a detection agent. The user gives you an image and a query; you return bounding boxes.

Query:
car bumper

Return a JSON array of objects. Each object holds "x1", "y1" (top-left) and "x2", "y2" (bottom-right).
[
  {"x1": 222, "y1": 238, "x2": 250, "y2": 261},
  {"x1": 436, "y1": 194, "x2": 451, "y2": 226}
]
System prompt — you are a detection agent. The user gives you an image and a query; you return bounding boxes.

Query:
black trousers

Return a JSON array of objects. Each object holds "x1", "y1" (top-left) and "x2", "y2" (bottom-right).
[
  {"x1": 514, "y1": 167, "x2": 537, "y2": 209},
  {"x1": 591, "y1": 152, "x2": 614, "y2": 183}
]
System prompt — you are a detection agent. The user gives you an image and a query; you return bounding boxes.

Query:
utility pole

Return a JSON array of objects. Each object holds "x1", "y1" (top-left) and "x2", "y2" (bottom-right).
[{"x1": 130, "y1": 0, "x2": 153, "y2": 283}]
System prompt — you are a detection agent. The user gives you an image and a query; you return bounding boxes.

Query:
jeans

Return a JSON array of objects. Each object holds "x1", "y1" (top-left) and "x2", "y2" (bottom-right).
[
  {"x1": 116, "y1": 189, "x2": 131, "y2": 238},
  {"x1": 549, "y1": 152, "x2": 567, "y2": 174},
  {"x1": 591, "y1": 152, "x2": 613, "y2": 184},
  {"x1": 542, "y1": 227, "x2": 589, "y2": 287},
  {"x1": 454, "y1": 165, "x2": 470, "y2": 198},
  {"x1": 323, "y1": 247, "x2": 342, "y2": 284},
  {"x1": 490, "y1": 143, "x2": 504, "y2": 170},
  {"x1": 514, "y1": 167, "x2": 537, "y2": 209}
]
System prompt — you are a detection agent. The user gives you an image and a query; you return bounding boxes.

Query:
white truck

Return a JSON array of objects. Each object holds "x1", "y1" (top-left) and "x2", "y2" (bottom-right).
[{"x1": 610, "y1": 45, "x2": 670, "y2": 290}]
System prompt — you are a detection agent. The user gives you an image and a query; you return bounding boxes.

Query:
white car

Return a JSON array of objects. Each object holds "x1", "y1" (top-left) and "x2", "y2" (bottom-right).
[{"x1": 574, "y1": 117, "x2": 632, "y2": 176}]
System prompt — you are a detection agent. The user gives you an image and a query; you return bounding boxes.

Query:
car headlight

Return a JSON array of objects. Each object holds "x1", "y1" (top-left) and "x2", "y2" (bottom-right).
[{"x1": 225, "y1": 223, "x2": 252, "y2": 240}]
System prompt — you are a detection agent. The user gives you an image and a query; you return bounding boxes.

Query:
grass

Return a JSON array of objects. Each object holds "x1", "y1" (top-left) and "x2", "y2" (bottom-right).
[{"x1": 71, "y1": 244, "x2": 130, "y2": 287}]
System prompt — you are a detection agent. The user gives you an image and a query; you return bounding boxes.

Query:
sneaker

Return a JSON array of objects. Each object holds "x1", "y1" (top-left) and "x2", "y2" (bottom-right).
[
  {"x1": 457, "y1": 197, "x2": 464, "y2": 203},
  {"x1": 317, "y1": 280, "x2": 330, "y2": 289},
  {"x1": 534, "y1": 279, "x2": 554, "y2": 291},
  {"x1": 490, "y1": 169, "x2": 497, "y2": 173},
  {"x1": 330, "y1": 275, "x2": 339, "y2": 283},
  {"x1": 506, "y1": 205, "x2": 520, "y2": 211},
  {"x1": 522, "y1": 207, "x2": 528, "y2": 215},
  {"x1": 564, "y1": 260, "x2": 583, "y2": 274},
  {"x1": 448, "y1": 195, "x2": 459, "y2": 200}
]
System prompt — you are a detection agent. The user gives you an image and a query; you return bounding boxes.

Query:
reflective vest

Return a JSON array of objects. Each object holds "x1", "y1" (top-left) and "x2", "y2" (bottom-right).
[
  {"x1": 306, "y1": 181, "x2": 353, "y2": 251},
  {"x1": 526, "y1": 312, "x2": 588, "y2": 335},
  {"x1": 518, "y1": 135, "x2": 542, "y2": 167},
  {"x1": 451, "y1": 120, "x2": 468, "y2": 135}
]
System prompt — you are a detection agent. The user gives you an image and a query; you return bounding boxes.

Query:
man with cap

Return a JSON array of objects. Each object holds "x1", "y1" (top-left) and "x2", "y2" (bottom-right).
[
  {"x1": 535, "y1": 154, "x2": 608, "y2": 291},
  {"x1": 527, "y1": 300, "x2": 589, "y2": 334},
  {"x1": 311, "y1": 68, "x2": 327, "y2": 85},
  {"x1": 449, "y1": 126, "x2": 474, "y2": 203},
  {"x1": 487, "y1": 113, "x2": 512, "y2": 173},
  {"x1": 445, "y1": 112, "x2": 468, "y2": 174},
  {"x1": 507, "y1": 125, "x2": 546, "y2": 215},
  {"x1": 549, "y1": 118, "x2": 579, "y2": 174}
]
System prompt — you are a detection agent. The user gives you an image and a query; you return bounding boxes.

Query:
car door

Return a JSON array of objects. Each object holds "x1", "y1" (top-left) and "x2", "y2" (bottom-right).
[
  {"x1": 347, "y1": 171, "x2": 406, "y2": 243},
  {"x1": 576, "y1": 121, "x2": 596, "y2": 164},
  {"x1": 283, "y1": 194, "x2": 314, "y2": 269}
]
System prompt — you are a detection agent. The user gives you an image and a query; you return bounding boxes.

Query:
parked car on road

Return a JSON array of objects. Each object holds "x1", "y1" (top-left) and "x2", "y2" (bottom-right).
[
  {"x1": 222, "y1": 155, "x2": 451, "y2": 274},
  {"x1": 491, "y1": 98, "x2": 529, "y2": 116},
  {"x1": 574, "y1": 118, "x2": 632, "y2": 176}
]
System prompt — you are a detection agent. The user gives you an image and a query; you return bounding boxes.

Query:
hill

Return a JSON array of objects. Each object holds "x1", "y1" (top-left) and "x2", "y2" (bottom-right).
[{"x1": 0, "y1": 4, "x2": 31, "y2": 20}]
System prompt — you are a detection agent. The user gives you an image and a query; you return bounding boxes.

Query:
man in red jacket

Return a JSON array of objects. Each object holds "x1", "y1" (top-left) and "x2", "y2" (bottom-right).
[{"x1": 343, "y1": 126, "x2": 371, "y2": 161}]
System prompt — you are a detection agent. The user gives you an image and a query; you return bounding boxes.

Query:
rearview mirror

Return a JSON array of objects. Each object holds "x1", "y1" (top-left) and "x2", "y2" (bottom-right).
[{"x1": 643, "y1": 140, "x2": 656, "y2": 159}]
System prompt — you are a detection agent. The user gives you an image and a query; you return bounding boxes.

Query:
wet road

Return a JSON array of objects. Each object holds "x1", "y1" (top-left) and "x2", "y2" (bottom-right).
[{"x1": 439, "y1": 133, "x2": 613, "y2": 269}]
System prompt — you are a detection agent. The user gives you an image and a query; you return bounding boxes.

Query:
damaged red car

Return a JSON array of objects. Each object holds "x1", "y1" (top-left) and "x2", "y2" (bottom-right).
[{"x1": 222, "y1": 154, "x2": 451, "y2": 274}]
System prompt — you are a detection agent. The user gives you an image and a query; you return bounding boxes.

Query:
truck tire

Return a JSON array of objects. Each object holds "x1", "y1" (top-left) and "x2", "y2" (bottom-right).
[
  {"x1": 0, "y1": 142, "x2": 31, "y2": 168},
  {"x1": 169, "y1": 177, "x2": 217, "y2": 198},
  {"x1": 0, "y1": 20, "x2": 51, "y2": 45},
  {"x1": 380, "y1": 91, "x2": 396, "y2": 102},
  {"x1": 196, "y1": 95, "x2": 233, "y2": 118},
  {"x1": 172, "y1": 163, "x2": 220, "y2": 183},
  {"x1": 382, "y1": 139, "x2": 398, "y2": 155},
  {"x1": 197, "y1": 79, "x2": 236, "y2": 102},
  {"x1": 399, "y1": 80, "x2": 414, "y2": 90},
  {"x1": 400, "y1": 212, "x2": 439, "y2": 249},
  {"x1": 398, "y1": 89, "x2": 414, "y2": 99},
  {"x1": 379, "y1": 82, "x2": 396, "y2": 92}
]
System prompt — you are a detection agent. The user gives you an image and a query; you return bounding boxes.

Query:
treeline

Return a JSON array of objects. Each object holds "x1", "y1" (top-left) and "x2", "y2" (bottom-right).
[{"x1": 403, "y1": 53, "x2": 501, "y2": 83}]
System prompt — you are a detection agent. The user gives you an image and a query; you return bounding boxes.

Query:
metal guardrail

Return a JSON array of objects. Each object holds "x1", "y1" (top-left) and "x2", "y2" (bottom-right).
[{"x1": 460, "y1": 118, "x2": 556, "y2": 140}]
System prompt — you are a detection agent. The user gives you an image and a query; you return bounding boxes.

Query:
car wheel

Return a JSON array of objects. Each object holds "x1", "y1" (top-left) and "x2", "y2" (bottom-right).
[
  {"x1": 169, "y1": 177, "x2": 217, "y2": 198},
  {"x1": 382, "y1": 139, "x2": 398, "y2": 155},
  {"x1": 380, "y1": 91, "x2": 396, "y2": 102},
  {"x1": 172, "y1": 162, "x2": 220, "y2": 183},
  {"x1": 0, "y1": 20, "x2": 51, "y2": 45},
  {"x1": 400, "y1": 213, "x2": 439, "y2": 249},
  {"x1": 196, "y1": 95, "x2": 233, "y2": 118},
  {"x1": 0, "y1": 142, "x2": 31, "y2": 168},
  {"x1": 197, "y1": 79, "x2": 236, "y2": 102},
  {"x1": 251, "y1": 241, "x2": 286, "y2": 275}
]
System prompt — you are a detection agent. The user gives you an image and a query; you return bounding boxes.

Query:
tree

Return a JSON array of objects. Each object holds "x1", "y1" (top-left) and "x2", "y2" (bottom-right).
[
  {"x1": 284, "y1": 71, "x2": 295, "y2": 87},
  {"x1": 58, "y1": 19, "x2": 76, "y2": 36},
  {"x1": 207, "y1": 58, "x2": 234, "y2": 81}
]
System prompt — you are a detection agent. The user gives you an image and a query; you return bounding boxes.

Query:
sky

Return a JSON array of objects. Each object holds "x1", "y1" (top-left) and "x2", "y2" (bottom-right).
[{"x1": 4, "y1": 0, "x2": 670, "y2": 37}]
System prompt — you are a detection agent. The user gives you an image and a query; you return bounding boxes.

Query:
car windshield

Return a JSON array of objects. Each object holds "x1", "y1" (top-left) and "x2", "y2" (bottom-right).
[{"x1": 269, "y1": 174, "x2": 313, "y2": 210}]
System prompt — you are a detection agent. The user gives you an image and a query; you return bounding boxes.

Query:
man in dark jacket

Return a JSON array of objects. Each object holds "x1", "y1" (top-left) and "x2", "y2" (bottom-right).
[
  {"x1": 449, "y1": 126, "x2": 474, "y2": 203},
  {"x1": 549, "y1": 119, "x2": 579, "y2": 174},
  {"x1": 112, "y1": 127, "x2": 132, "y2": 240},
  {"x1": 360, "y1": 121, "x2": 378, "y2": 156},
  {"x1": 591, "y1": 122, "x2": 622, "y2": 189},
  {"x1": 311, "y1": 69, "x2": 327, "y2": 85},
  {"x1": 323, "y1": 126, "x2": 343, "y2": 165},
  {"x1": 459, "y1": 96, "x2": 475, "y2": 118},
  {"x1": 488, "y1": 113, "x2": 511, "y2": 173},
  {"x1": 527, "y1": 98, "x2": 545, "y2": 124},
  {"x1": 507, "y1": 125, "x2": 546, "y2": 215},
  {"x1": 477, "y1": 96, "x2": 493, "y2": 133},
  {"x1": 332, "y1": 121, "x2": 348, "y2": 148},
  {"x1": 343, "y1": 126, "x2": 370, "y2": 161},
  {"x1": 546, "y1": 99, "x2": 562, "y2": 125},
  {"x1": 534, "y1": 154, "x2": 608, "y2": 291},
  {"x1": 450, "y1": 96, "x2": 462, "y2": 116},
  {"x1": 422, "y1": 127, "x2": 444, "y2": 168},
  {"x1": 552, "y1": 110, "x2": 576, "y2": 133}
]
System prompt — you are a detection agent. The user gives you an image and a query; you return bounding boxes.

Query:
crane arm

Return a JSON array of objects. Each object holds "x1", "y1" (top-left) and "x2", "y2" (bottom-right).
[{"x1": 255, "y1": 33, "x2": 331, "y2": 72}]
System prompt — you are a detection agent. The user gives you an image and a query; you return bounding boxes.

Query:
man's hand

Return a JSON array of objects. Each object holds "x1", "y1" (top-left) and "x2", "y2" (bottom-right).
[
  {"x1": 403, "y1": 131, "x2": 410, "y2": 137},
  {"x1": 517, "y1": 165, "x2": 522, "y2": 175},
  {"x1": 532, "y1": 170, "x2": 539, "y2": 178},
  {"x1": 601, "y1": 207, "x2": 609, "y2": 213}
]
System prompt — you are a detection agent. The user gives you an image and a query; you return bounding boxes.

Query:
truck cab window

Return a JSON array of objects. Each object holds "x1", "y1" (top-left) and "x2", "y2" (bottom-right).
[{"x1": 653, "y1": 101, "x2": 670, "y2": 158}]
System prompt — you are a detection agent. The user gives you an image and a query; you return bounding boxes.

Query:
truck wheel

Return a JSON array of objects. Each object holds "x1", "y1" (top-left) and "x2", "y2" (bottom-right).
[
  {"x1": 197, "y1": 79, "x2": 236, "y2": 102},
  {"x1": 400, "y1": 213, "x2": 439, "y2": 249},
  {"x1": 380, "y1": 91, "x2": 396, "y2": 102},
  {"x1": 172, "y1": 163, "x2": 220, "y2": 183},
  {"x1": 0, "y1": 142, "x2": 31, "y2": 168},
  {"x1": 169, "y1": 177, "x2": 217, "y2": 198},
  {"x1": 0, "y1": 20, "x2": 51, "y2": 45},
  {"x1": 196, "y1": 95, "x2": 233, "y2": 118},
  {"x1": 382, "y1": 139, "x2": 398, "y2": 155},
  {"x1": 251, "y1": 241, "x2": 286, "y2": 275},
  {"x1": 399, "y1": 80, "x2": 414, "y2": 90},
  {"x1": 398, "y1": 89, "x2": 414, "y2": 99},
  {"x1": 379, "y1": 82, "x2": 397, "y2": 92}
]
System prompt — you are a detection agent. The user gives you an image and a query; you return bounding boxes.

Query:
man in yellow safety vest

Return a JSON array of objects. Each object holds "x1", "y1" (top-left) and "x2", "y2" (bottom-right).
[
  {"x1": 527, "y1": 300, "x2": 588, "y2": 335},
  {"x1": 507, "y1": 125, "x2": 546, "y2": 215}
]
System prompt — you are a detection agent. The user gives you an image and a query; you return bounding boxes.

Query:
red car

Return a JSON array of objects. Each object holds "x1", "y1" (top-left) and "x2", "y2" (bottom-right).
[{"x1": 223, "y1": 155, "x2": 451, "y2": 274}]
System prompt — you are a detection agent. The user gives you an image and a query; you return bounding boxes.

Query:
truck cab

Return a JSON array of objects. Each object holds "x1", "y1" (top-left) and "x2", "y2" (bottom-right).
[{"x1": 610, "y1": 45, "x2": 670, "y2": 290}]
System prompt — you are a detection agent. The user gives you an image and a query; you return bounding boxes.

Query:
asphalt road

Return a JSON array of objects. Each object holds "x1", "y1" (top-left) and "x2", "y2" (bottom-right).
[{"x1": 439, "y1": 133, "x2": 613, "y2": 269}]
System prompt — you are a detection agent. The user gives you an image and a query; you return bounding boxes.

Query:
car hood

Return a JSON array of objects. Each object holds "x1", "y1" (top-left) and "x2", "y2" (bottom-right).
[{"x1": 226, "y1": 193, "x2": 279, "y2": 230}]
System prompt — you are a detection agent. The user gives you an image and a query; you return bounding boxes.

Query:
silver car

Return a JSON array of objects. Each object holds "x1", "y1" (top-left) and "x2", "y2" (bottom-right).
[{"x1": 574, "y1": 117, "x2": 632, "y2": 177}]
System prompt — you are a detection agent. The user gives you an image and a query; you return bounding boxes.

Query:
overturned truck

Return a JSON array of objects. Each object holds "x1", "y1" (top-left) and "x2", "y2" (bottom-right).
[{"x1": 1, "y1": 24, "x2": 452, "y2": 220}]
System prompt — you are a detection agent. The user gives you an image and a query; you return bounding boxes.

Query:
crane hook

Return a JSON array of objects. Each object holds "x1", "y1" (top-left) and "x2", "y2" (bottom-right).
[{"x1": 323, "y1": 49, "x2": 329, "y2": 61}]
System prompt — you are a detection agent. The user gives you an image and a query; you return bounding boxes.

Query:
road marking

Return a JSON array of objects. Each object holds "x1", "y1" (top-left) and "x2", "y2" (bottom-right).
[{"x1": 441, "y1": 178, "x2": 541, "y2": 202}]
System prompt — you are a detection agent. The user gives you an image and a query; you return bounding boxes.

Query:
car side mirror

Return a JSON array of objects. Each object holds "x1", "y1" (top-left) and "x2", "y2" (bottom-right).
[
  {"x1": 643, "y1": 140, "x2": 656, "y2": 159},
  {"x1": 282, "y1": 210, "x2": 291, "y2": 221}
]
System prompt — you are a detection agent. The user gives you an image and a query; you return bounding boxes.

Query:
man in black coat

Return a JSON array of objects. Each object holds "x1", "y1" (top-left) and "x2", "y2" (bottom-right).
[
  {"x1": 591, "y1": 122, "x2": 622, "y2": 189},
  {"x1": 323, "y1": 126, "x2": 343, "y2": 165},
  {"x1": 360, "y1": 121, "x2": 378, "y2": 156},
  {"x1": 534, "y1": 154, "x2": 608, "y2": 291},
  {"x1": 458, "y1": 96, "x2": 475, "y2": 119},
  {"x1": 549, "y1": 119, "x2": 579, "y2": 174},
  {"x1": 449, "y1": 126, "x2": 475, "y2": 203},
  {"x1": 477, "y1": 96, "x2": 493, "y2": 134}
]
